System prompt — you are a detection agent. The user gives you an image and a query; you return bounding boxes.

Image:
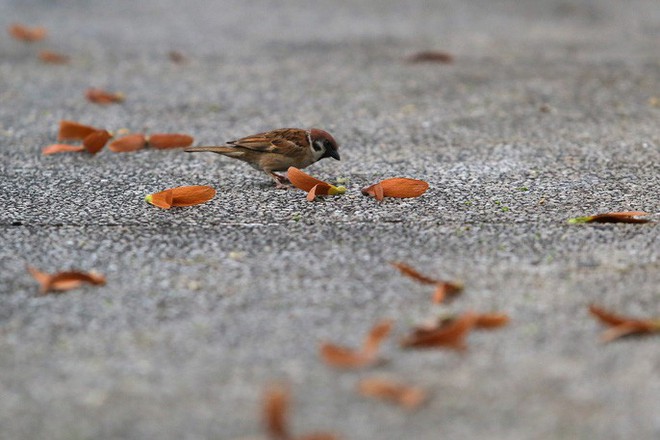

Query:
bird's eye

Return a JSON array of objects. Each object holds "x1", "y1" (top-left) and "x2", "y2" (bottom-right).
[{"x1": 313, "y1": 141, "x2": 323, "y2": 151}]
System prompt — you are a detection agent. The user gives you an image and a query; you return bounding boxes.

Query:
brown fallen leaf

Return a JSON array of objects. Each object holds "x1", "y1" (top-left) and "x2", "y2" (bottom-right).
[
  {"x1": 357, "y1": 377, "x2": 427, "y2": 409},
  {"x1": 38, "y1": 50, "x2": 69, "y2": 64},
  {"x1": 147, "y1": 133, "x2": 195, "y2": 149},
  {"x1": 85, "y1": 88, "x2": 124, "y2": 105},
  {"x1": 407, "y1": 51, "x2": 454, "y2": 64},
  {"x1": 263, "y1": 385, "x2": 341, "y2": 440},
  {"x1": 28, "y1": 266, "x2": 106, "y2": 295},
  {"x1": 108, "y1": 134, "x2": 147, "y2": 153},
  {"x1": 361, "y1": 178, "x2": 429, "y2": 201},
  {"x1": 401, "y1": 313, "x2": 477, "y2": 351},
  {"x1": 320, "y1": 319, "x2": 393, "y2": 369},
  {"x1": 568, "y1": 211, "x2": 650, "y2": 224},
  {"x1": 589, "y1": 304, "x2": 660, "y2": 342},
  {"x1": 42, "y1": 144, "x2": 85, "y2": 155},
  {"x1": 391, "y1": 262, "x2": 463, "y2": 303},
  {"x1": 58, "y1": 120, "x2": 101, "y2": 141},
  {"x1": 287, "y1": 167, "x2": 346, "y2": 200},
  {"x1": 83, "y1": 130, "x2": 113, "y2": 154},
  {"x1": 145, "y1": 185, "x2": 216, "y2": 209},
  {"x1": 9, "y1": 23, "x2": 47, "y2": 42}
]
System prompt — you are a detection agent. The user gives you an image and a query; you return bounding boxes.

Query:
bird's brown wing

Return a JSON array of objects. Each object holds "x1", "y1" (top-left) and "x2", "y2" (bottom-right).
[{"x1": 227, "y1": 128, "x2": 307, "y2": 156}]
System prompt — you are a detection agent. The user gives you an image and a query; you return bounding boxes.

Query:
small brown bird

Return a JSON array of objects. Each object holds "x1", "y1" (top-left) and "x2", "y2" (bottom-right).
[{"x1": 185, "y1": 128, "x2": 340, "y2": 187}]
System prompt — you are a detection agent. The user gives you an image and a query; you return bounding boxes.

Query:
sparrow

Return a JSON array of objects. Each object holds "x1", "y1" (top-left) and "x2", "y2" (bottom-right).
[{"x1": 184, "y1": 128, "x2": 340, "y2": 188}]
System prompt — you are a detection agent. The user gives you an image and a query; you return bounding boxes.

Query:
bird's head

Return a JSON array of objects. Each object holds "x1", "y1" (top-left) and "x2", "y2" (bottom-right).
[{"x1": 309, "y1": 128, "x2": 340, "y2": 161}]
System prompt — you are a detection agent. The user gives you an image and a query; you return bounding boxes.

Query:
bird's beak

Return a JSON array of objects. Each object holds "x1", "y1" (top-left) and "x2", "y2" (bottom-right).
[{"x1": 328, "y1": 148, "x2": 340, "y2": 161}]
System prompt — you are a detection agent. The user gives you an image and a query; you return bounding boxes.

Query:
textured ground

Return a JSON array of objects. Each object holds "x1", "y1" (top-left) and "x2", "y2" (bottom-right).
[{"x1": 1, "y1": 1, "x2": 659, "y2": 439}]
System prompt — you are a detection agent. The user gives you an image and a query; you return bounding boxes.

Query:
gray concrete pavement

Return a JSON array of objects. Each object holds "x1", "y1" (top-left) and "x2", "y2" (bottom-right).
[{"x1": 1, "y1": 1, "x2": 659, "y2": 439}]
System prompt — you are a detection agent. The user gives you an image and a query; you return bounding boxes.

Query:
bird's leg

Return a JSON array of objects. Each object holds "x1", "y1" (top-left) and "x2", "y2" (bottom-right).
[{"x1": 267, "y1": 171, "x2": 292, "y2": 189}]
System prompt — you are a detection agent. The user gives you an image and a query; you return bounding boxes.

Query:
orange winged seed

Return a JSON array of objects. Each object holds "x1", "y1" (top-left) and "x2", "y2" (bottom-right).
[
  {"x1": 28, "y1": 267, "x2": 105, "y2": 295},
  {"x1": 432, "y1": 281, "x2": 464, "y2": 303},
  {"x1": 589, "y1": 304, "x2": 659, "y2": 342},
  {"x1": 170, "y1": 185, "x2": 216, "y2": 206},
  {"x1": 85, "y1": 88, "x2": 124, "y2": 104},
  {"x1": 391, "y1": 262, "x2": 438, "y2": 285},
  {"x1": 148, "y1": 133, "x2": 194, "y2": 149},
  {"x1": 287, "y1": 167, "x2": 346, "y2": 196},
  {"x1": 109, "y1": 134, "x2": 147, "y2": 153},
  {"x1": 9, "y1": 23, "x2": 47, "y2": 42},
  {"x1": 263, "y1": 384, "x2": 290, "y2": 440},
  {"x1": 358, "y1": 377, "x2": 427, "y2": 409},
  {"x1": 320, "y1": 343, "x2": 372, "y2": 369},
  {"x1": 42, "y1": 144, "x2": 85, "y2": 155},
  {"x1": 58, "y1": 120, "x2": 100, "y2": 141},
  {"x1": 83, "y1": 130, "x2": 112, "y2": 154},
  {"x1": 380, "y1": 178, "x2": 429, "y2": 198},
  {"x1": 401, "y1": 313, "x2": 478, "y2": 351},
  {"x1": 38, "y1": 51, "x2": 69, "y2": 64},
  {"x1": 307, "y1": 184, "x2": 321, "y2": 201},
  {"x1": 475, "y1": 313, "x2": 510, "y2": 328},
  {"x1": 288, "y1": 167, "x2": 331, "y2": 192},
  {"x1": 320, "y1": 319, "x2": 392, "y2": 369},
  {"x1": 145, "y1": 189, "x2": 174, "y2": 209}
]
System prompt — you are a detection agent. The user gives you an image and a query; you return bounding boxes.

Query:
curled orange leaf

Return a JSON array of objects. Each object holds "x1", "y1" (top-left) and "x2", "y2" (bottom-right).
[
  {"x1": 146, "y1": 185, "x2": 216, "y2": 209},
  {"x1": 287, "y1": 167, "x2": 346, "y2": 199},
  {"x1": 407, "y1": 51, "x2": 454, "y2": 64},
  {"x1": 42, "y1": 144, "x2": 85, "y2": 155},
  {"x1": 109, "y1": 134, "x2": 147, "y2": 153},
  {"x1": 148, "y1": 133, "x2": 194, "y2": 149},
  {"x1": 401, "y1": 313, "x2": 477, "y2": 351},
  {"x1": 58, "y1": 120, "x2": 100, "y2": 141},
  {"x1": 589, "y1": 304, "x2": 659, "y2": 342},
  {"x1": 362, "y1": 178, "x2": 428, "y2": 200},
  {"x1": 83, "y1": 130, "x2": 112, "y2": 154},
  {"x1": 85, "y1": 88, "x2": 124, "y2": 105},
  {"x1": 568, "y1": 211, "x2": 650, "y2": 224},
  {"x1": 320, "y1": 319, "x2": 393, "y2": 369},
  {"x1": 28, "y1": 266, "x2": 106, "y2": 295},
  {"x1": 9, "y1": 23, "x2": 47, "y2": 42},
  {"x1": 358, "y1": 377, "x2": 427, "y2": 409},
  {"x1": 38, "y1": 50, "x2": 69, "y2": 64}
]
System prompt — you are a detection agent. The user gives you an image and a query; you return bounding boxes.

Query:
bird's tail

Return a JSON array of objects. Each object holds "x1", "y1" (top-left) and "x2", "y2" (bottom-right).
[{"x1": 184, "y1": 145, "x2": 234, "y2": 153}]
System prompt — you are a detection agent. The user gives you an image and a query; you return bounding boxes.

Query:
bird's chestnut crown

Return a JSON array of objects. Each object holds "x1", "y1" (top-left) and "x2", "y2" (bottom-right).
[{"x1": 310, "y1": 128, "x2": 340, "y2": 161}]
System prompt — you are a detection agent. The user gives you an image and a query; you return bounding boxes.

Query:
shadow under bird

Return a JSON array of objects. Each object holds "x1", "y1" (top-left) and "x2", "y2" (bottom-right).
[{"x1": 184, "y1": 128, "x2": 340, "y2": 188}]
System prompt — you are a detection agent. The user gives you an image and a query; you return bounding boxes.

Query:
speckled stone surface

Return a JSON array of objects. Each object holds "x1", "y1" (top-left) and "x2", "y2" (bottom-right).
[{"x1": 1, "y1": 1, "x2": 659, "y2": 439}]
